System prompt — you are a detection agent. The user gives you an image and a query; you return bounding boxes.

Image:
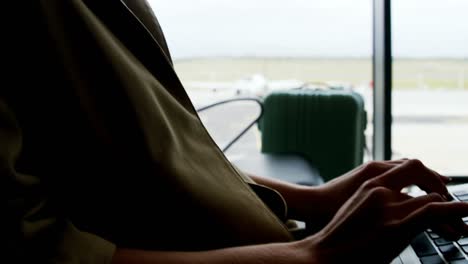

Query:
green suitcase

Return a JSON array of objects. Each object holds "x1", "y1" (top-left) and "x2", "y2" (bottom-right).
[{"x1": 259, "y1": 88, "x2": 367, "y2": 182}]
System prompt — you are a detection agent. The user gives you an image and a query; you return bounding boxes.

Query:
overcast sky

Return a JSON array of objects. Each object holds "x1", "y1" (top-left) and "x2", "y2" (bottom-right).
[{"x1": 148, "y1": 0, "x2": 468, "y2": 59}]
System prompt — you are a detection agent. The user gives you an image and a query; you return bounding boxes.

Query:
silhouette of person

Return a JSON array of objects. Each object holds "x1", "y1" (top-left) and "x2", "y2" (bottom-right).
[{"x1": 4, "y1": 1, "x2": 467, "y2": 263}]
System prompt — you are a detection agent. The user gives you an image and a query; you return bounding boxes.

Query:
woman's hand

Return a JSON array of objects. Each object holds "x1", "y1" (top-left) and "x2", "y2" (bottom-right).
[
  {"x1": 297, "y1": 163, "x2": 468, "y2": 263},
  {"x1": 295, "y1": 159, "x2": 452, "y2": 229}
]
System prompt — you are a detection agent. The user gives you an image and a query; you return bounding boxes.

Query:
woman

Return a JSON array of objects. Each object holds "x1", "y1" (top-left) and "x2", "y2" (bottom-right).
[{"x1": 4, "y1": 0, "x2": 467, "y2": 263}]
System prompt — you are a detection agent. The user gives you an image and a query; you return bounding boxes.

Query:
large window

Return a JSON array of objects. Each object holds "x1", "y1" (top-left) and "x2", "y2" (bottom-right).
[
  {"x1": 392, "y1": 0, "x2": 468, "y2": 175},
  {"x1": 149, "y1": 0, "x2": 373, "y2": 162},
  {"x1": 149, "y1": 0, "x2": 468, "y2": 178}
]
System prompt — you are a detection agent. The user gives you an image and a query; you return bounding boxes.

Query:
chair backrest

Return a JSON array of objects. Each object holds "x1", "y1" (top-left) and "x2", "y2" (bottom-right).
[{"x1": 196, "y1": 97, "x2": 263, "y2": 152}]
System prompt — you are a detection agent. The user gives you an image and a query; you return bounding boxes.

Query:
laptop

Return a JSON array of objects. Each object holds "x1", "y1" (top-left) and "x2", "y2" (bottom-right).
[{"x1": 393, "y1": 183, "x2": 468, "y2": 264}]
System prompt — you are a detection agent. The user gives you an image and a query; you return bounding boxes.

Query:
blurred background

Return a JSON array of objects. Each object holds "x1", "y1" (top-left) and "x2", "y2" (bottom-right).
[{"x1": 149, "y1": 0, "x2": 468, "y2": 176}]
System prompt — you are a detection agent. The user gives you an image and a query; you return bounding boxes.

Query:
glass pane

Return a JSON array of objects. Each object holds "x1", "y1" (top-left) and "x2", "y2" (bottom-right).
[
  {"x1": 392, "y1": 0, "x2": 468, "y2": 175},
  {"x1": 149, "y1": 0, "x2": 373, "y2": 169}
]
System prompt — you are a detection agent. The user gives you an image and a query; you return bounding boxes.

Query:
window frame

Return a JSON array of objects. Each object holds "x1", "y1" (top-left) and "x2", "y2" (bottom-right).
[
  {"x1": 373, "y1": 0, "x2": 392, "y2": 161},
  {"x1": 373, "y1": 0, "x2": 468, "y2": 179}
]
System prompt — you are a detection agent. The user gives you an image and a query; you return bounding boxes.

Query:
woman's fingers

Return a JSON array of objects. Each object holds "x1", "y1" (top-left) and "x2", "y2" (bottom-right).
[
  {"x1": 373, "y1": 159, "x2": 450, "y2": 198},
  {"x1": 437, "y1": 219, "x2": 468, "y2": 240},
  {"x1": 431, "y1": 224, "x2": 464, "y2": 241},
  {"x1": 390, "y1": 193, "x2": 467, "y2": 240},
  {"x1": 399, "y1": 201, "x2": 468, "y2": 238},
  {"x1": 390, "y1": 192, "x2": 445, "y2": 217},
  {"x1": 360, "y1": 160, "x2": 458, "y2": 238},
  {"x1": 348, "y1": 159, "x2": 449, "y2": 195},
  {"x1": 385, "y1": 159, "x2": 408, "y2": 164}
]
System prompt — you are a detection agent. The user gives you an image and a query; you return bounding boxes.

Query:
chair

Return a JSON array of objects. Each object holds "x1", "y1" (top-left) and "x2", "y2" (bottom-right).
[{"x1": 196, "y1": 97, "x2": 324, "y2": 186}]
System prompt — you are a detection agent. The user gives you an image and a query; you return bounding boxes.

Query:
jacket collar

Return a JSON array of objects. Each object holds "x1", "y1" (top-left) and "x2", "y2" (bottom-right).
[
  {"x1": 119, "y1": 0, "x2": 173, "y2": 65},
  {"x1": 85, "y1": 0, "x2": 195, "y2": 109}
]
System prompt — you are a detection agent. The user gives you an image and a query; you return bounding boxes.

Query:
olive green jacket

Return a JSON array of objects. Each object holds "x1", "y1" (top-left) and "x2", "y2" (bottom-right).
[{"x1": 3, "y1": 0, "x2": 292, "y2": 263}]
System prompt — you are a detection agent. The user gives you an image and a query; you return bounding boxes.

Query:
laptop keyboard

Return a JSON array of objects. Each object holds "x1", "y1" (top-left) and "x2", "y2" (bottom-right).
[{"x1": 411, "y1": 190, "x2": 468, "y2": 264}]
